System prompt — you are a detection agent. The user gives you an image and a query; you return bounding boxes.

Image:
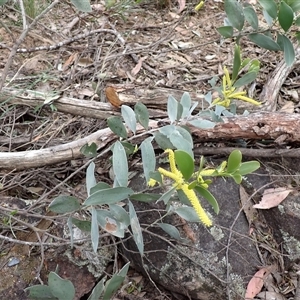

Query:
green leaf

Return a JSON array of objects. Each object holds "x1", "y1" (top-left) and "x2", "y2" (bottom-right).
[
  {"x1": 128, "y1": 201, "x2": 143, "y2": 256},
  {"x1": 48, "y1": 272, "x2": 75, "y2": 300},
  {"x1": 174, "y1": 150, "x2": 194, "y2": 180},
  {"x1": 141, "y1": 137, "x2": 156, "y2": 183},
  {"x1": 174, "y1": 206, "x2": 202, "y2": 222},
  {"x1": 154, "y1": 132, "x2": 174, "y2": 150},
  {"x1": 107, "y1": 116, "x2": 127, "y2": 139},
  {"x1": 25, "y1": 285, "x2": 56, "y2": 300},
  {"x1": 169, "y1": 131, "x2": 193, "y2": 158},
  {"x1": 216, "y1": 26, "x2": 234, "y2": 38},
  {"x1": 86, "y1": 162, "x2": 97, "y2": 196},
  {"x1": 121, "y1": 105, "x2": 136, "y2": 134},
  {"x1": 158, "y1": 223, "x2": 186, "y2": 241},
  {"x1": 149, "y1": 170, "x2": 163, "y2": 184},
  {"x1": 134, "y1": 102, "x2": 149, "y2": 130},
  {"x1": 188, "y1": 119, "x2": 215, "y2": 129},
  {"x1": 159, "y1": 186, "x2": 176, "y2": 204},
  {"x1": 224, "y1": 0, "x2": 245, "y2": 31},
  {"x1": 243, "y1": 5, "x2": 258, "y2": 30},
  {"x1": 231, "y1": 173, "x2": 242, "y2": 184},
  {"x1": 121, "y1": 141, "x2": 136, "y2": 155},
  {"x1": 238, "y1": 161, "x2": 260, "y2": 175},
  {"x1": 96, "y1": 210, "x2": 125, "y2": 237},
  {"x1": 249, "y1": 33, "x2": 281, "y2": 51},
  {"x1": 278, "y1": 1, "x2": 294, "y2": 32},
  {"x1": 71, "y1": 217, "x2": 91, "y2": 232},
  {"x1": 288, "y1": 0, "x2": 300, "y2": 12},
  {"x1": 232, "y1": 44, "x2": 241, "y2": 82},
  {"x1": 102, "y1": 262, "x2": 130, "y2": 299},
  {"x1": 176, "y1": 102, "x2": 183, "y2": 121},
  {"x1": 180, "y1": 92, "x2": 192, "y2": 118},
  {"x1": 71, "y1": 0, "x2": 92, "y2": 12},
  {"x1": 194, "y1": 186, "x2": 219, "y2": 214},
  {"x1": 84, "y1": 187, "x2": 134, "y2": 206},
  {"x1": 112, "y1": 141, "x2": 128, "y2": 187},
  {"x1": 262, "y1": 9, "x2": 274, "y2": 26},
  {"x1": 130, "y1": 193, "x2": 161, "y2": 202},
  {"x1": 90, "y1": 182, "x2": 111, "y2": 195},
  {"x1": 0, "y1": 0, "x2": 9, "y2": 5},
  {"x1": 91, "y1": 207, "x2": 99, "y2": 253},
  {"x1": 49, "y1": 196, "x2": 80, "y2": 214},
  {"x1": 167, "y1": 95, "x2": 178, "y2": 123},
  {"x1": 281, "y1": 35, "x2": 295, "y2": 66},
  {"x1": 233, "y1": 71, "x2": 258, "y2": 88},
  {"x1": 259, "y1": 0, "x2": 278, "y2": 19},
  {"x1": 109, "y1": 204, "x2": 130, "y2": 227},
  {"x1": 87, "y1": 278, "x2": 105, "y2": 300},
  {"x1": 227, "y1": 150, "x2": 242, "y2": 173},
  {"x1": 295, "y1": 16, "x2": 300, "y2": 26},
  {"x1": 80, "y1": 142, "x2": 97, "y2": 158}
]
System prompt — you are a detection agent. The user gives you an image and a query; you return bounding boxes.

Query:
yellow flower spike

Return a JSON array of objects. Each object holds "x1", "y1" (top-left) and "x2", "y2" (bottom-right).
[
  {"x1": 228, "y1": 91, "x2": 247, "y2": 98},
  {"x1": 224, "y1": 66, "x2": 232, "y2": 88},
  {"x1": 235, "y1": 95, "x2": 261, "y2": 106},
  {"x1": 165, "y1": 149, "x2": 177, "y2": 174},
  {"x1": 199, "y1": 169, "x2": 216, "y2": 176},
  {"x1": 158, "y1": 167, "x2": 182, "y2": 184},
  {"x1": 148, "y1": 178, "x2": 157, "y2": 187},
  {"x1": 195, "y1": 0, "x2": 204, "y2": 11},
  {"x1": 181, "y1": 184, "x2": 212, "y2": 227}
]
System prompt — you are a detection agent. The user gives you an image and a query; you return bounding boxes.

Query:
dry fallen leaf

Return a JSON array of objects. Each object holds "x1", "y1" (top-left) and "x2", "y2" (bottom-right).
[
  {"x1": 131, "y1": 56, "x2": 147, "y2": 76},
  {"x1": 177, "y1": 0, "x2": 186, "y2": 13},
  {"x1": 245, "y1": 267, "x2": 270, "y2": 299},
  {"x1": 63, "y1": 52, "x2": 78, "y2": 71},
  {"x1": 253, "y1": 187, "x2": 292, "y2": 209},
  {"x1": 105, "y1": 86, "x2": 123, "y2": 107}
]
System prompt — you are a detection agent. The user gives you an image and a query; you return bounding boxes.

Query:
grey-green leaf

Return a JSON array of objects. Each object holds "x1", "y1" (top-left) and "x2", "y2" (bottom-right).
[
  {"x1": 233, "y1": 71, "x2": 258, "y2": 88},
  {"x1": 141, "y1": 137, "x2": 156, "y2": 183},
  {"x1": 71, "y1": 217, "x2": 91, "y2": 232},
  {"x1": 278, "y1": 1, "x2": 294, "y2": 32},
  {"x1": 259, "y1": 0, "x2": 277, "y2": 19},
  {"x1": 113, "y1": 141, "x2": 128, "y2": 187},
  {"x1": 189, "y1": 119, "x2": 215, "y2": 129},
  {"x1": 107, "y1": 116, "x2": 127, "y2": 139},
  {"x1": 71, "y1": 0, "x2": 92, "y2": 12},
  {"x1": 167, "y1": 95, "x2": 178, "y2": 123},
  {"x1": 154, "y1": 132, "x2": 174, "y2": 150},
  {"x1": 134, "y1": 102, "x2": 149, "y2": 130},
  {"x1": 86, "y1": 162, "x2": 97, "y2": 196},
  {"x1": 224, "y1": 0, "x2": 245, "y2": 31},
  {"x1": 121, "y1": 105, "x2": 136, "y2": 134},
  {"x1": 281, "y1": 35, "x2": 295, "y2": 66},
  {"x1": 243, "y1": 5, "x2": 258, "y2": 30},
  {"x1": 48, "y1": 272, "x2": 75, "y2": 300},
  {"x1": 49, "y1": 196, "x2": 80, "y2": 214},
  {"x1": 158, "y1": 223, "x2": 186, "y2": 241},
  {"x1": 87, "y1": 278, "x2": 105, "y2": 300},
  {"x1": 83, "y1": 187, "x2": 134, "y2": 206},
  {"x1": 80, "y1": 142, "x2": 97, "y2": 158},
  {"x1": 91, "y1": 207, "x2": 99, "y2": 253},
  {"x1": 130, "y1": 193, "x2": 161, "y2": 202},
  {"x1": 24, "y1": 285, "x2": 56, "y2": 300},
  {"x1": 216, "y1": 26, "x2": 234, "y2": 38},
  {"x1": 180, "y1": 92, "x2": 191, "y2": 118},
  {"x1": 249, "y1": 33, "x2": 281, "y2": 51},
  {"x1": 128, "y1": 201, "x2": 143, "y2": 256},
  {"x1": 175, "y1": 206, "x2": 202, "y2": 222}
]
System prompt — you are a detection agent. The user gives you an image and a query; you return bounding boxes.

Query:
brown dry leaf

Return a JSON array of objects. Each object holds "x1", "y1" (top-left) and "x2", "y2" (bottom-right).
[
  {"x1": 77, "y1": 57, "x2": 93, "y2": 67},
  {"x1": 177, "y1": 0, "x2": 186, "y2": 13},
  {"x1": 105, "y1": 86, "x2": 123, "y2": 107},
  {"x1": 245, "y1": 267, "x2": 270, "y2": 299},
  {"x1": 279, "y1": 101, "x2": 294, "y2": 113},
  {"x1": 63, "y1": 52, "x2": 78, "y2": 71},
  {"x1": 256, "y1": 291, "x2": 287, "y2": 300},
  {"x1": 253, "y1": 187, "x2": 292, "y2": 209},
  {"x1": 131, "y1": 56, "x2": 147, "y2": 76}
]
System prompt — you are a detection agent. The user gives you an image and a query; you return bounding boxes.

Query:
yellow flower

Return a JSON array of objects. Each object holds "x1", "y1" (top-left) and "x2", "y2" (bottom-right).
[
  {"x1": 148, "y1": 178, "x2": 157, "y2": 187},
  {"x1": 158, "y1": 149, "x2": 212, "y2": 227},
  {"x1": 195, "y1": 1, "x2": 204, "y2": 11},
  {"x1": 213, "y1": 66, "x2": 261, "y2": 108}
]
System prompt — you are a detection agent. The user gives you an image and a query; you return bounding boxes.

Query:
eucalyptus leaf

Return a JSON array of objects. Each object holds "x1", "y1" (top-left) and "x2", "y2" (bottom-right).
[
  {"x1": 224, "y1": 0, "x2": 245, "y2": 31},
  {"x1": 48, "y1": 272, "x2": 75, "y2": 300},
  {"x1": 134, "y1": 102, "x2": 149, "y2": 130},
  {"x1": 141, "y1": 137, "x2": 156, "y2": 183},
  {"x1": 113, "y1": 141, "x2": 128, "y2": 187},
  {"x1": 84, "y1": 187, "x2": 134, "y2": 206},
  {"x1": 121, "y1": 105, "x2": 137, "y2": 134},
  {"x1": 249, "y1": 33, "x2": 281, "y2": 51},
  {"x1": 216, "y1": 26, "x2": 234, "y2": 38},
  {"x1": 107, "y1": 116, "x2": 127, "y2": 139},
  {"x1": 49, "y1": 196, "x2": 80, "y2": 214},
  {"x1": 128, "y1": 201, "x2": 144, "y2": 256},
  {"x1": 167, "y1": 95, "x2": 178, "y2": 123},
  {"x1": 278, "y1": 1, "x2": 294, "y2": 32}
]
